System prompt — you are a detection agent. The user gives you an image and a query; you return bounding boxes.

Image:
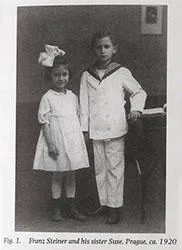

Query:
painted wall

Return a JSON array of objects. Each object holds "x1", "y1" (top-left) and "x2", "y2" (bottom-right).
[{"x1": 17, "y1": 5, "x2": 167, "y2": 103}]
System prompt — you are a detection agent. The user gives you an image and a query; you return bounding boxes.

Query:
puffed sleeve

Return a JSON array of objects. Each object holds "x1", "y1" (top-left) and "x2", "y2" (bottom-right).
[
  {"x1": 79, "y1": 71, "x2": 89, "y2": 131},
  {"x1": 72, "y1": 92, "x2": 80, "y2": 118},
  {"x1": 121, "y1": 68, "x2": 147, "y2": 112},
  {"x1": 38, "y1": 95, "x2": 51, "y2": 124}
]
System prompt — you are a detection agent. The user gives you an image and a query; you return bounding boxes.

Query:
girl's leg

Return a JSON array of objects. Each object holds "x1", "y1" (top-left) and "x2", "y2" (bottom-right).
[
  {"x1": 65, "y1": 171, "x2": 86, "y2": 221},
  {"x1": 64, "y1": 171, "x2": 76, "y2": 198},
  {"x1": 51, "y1": 172, "x2": 63, "y2": 221}
]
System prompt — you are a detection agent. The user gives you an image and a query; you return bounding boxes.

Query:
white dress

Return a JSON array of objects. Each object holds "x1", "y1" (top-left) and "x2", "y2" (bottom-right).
[{"x1": 33, "y1": 89, "x2": 89, "y2": 172}]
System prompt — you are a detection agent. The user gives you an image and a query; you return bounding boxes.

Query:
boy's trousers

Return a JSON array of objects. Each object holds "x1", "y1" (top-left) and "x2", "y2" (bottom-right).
[{"x1": 93, "y1": 136, "x2": 125, "y2": 208}]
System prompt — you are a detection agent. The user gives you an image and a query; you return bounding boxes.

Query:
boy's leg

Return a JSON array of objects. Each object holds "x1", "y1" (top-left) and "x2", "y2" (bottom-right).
[
  {"x1": 105, "y1": 137, "x2": 125, "y2": 223},
  {"x1": 51, "y1": 172, "x2": 63, "y2": 221},
  {"x1": 105, "y1": 137, "x2": 125, "y2": 208},
  {"x1": 93, "y1": 140, "x2": 107, "y2": 207}
]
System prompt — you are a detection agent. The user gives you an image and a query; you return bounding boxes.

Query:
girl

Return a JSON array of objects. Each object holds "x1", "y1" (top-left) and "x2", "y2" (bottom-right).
[{"x1": 33, "y1": 45, "x2": 89, "y2": 221}]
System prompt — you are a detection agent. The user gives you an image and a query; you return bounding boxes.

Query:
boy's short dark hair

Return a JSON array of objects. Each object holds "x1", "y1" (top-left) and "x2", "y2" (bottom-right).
[
  {"x1": 91, "y1": 31, "x2": 117, "y2": 48},
  {"x1": 43, "y1": 55, "x2": 72, "y2": 81}
]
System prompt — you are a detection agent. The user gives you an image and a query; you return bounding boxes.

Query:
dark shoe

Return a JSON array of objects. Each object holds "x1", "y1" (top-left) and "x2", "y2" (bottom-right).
[
  {"x1": 51, "y1": 198, "x2": 62, "y2": 221},
  {"x1": 106, "y1": 208, "x2": 120, "y2": 224},
  {"x1": 67, "y1": 198, "x2": 86, "y2": 221},
  {"x1": 87, "y1": 206, "x2": 108, "y2": 217}
]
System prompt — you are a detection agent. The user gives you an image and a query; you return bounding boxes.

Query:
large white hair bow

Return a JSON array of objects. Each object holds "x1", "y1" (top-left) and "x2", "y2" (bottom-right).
[{"x1": 38, "y1": 44, "x2": 66, "y2": 67}]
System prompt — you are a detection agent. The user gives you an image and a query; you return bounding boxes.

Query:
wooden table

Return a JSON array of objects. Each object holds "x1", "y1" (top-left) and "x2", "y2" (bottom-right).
[{"x1": 126, "y1": 112, "x2": 166, "y2": 223}]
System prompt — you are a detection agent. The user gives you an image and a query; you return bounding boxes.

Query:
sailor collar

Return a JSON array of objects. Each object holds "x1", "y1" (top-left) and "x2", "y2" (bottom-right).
[{"x1": 86, "y1": 62, "x2": 121, "y2": 82}]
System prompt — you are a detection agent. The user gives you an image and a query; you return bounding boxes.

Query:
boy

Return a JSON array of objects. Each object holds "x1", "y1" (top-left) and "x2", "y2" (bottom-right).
[{"x1": 79, "y1": 31, "x2": 147, "y2": 224}]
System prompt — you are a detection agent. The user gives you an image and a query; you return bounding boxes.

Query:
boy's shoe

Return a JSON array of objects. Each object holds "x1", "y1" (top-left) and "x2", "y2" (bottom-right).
[
  {"x1": 67, "y1": 198, "x2": 87, "y2": 221},
  {"x1": 51, "y1": 198, "x2": 62, "y2": 221},
  {"x1": 87, "y1": 206, "x2": 108, "y2": 217},
  {"x1": 106, "y1": 207, "x2": 120, "y2": 224}
]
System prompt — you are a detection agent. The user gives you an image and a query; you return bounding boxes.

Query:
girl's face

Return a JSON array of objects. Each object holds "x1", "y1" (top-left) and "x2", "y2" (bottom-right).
[
  {"x1": 93, "y1": 36, "x2": 117, "y2": 65},
  {"x1": 51, "y1": 65, "x2": 69, "y2": 92}
]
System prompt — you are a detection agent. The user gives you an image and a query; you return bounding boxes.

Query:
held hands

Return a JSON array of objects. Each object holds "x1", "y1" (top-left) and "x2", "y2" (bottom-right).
[
  {"x1": 128, "y1": 111, "x2": 141, "y2": 123},
  {"x1": 48, "y1": 143, "x2": 59, "y2": 160}
]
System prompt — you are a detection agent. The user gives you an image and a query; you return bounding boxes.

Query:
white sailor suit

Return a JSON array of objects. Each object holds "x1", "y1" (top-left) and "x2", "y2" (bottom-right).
[{"x1": 79, "y1": 62, "x2": 147, "y2": 208}]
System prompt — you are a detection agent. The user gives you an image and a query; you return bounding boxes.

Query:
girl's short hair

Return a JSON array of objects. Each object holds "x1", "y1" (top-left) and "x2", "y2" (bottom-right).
[
  {"x1": 91, "y1": 31, "x2": 117, "y2": 48},
  {"x1": 44, "y1": 55, "x2": 72, "y2": 81},
  {"x1": 52, "y1": 55, "x2": 69, "y2": 68}
]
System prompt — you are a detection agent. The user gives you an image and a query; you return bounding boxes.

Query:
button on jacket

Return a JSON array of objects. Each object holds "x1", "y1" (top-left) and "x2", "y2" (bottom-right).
[{"x1": 79, "y1": 62, "x2": 147, "y2": 140}]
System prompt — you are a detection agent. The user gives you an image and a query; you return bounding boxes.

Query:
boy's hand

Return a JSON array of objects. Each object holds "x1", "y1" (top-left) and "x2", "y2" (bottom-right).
[
  {"x1": 48, "y1": 143, "x2": 59, "y2": 160},
  {"x1": 128, "y1": 111, "x2": 141, "y2": 122}
]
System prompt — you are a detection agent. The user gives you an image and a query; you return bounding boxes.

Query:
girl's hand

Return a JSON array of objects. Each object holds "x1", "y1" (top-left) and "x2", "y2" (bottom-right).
[
  {"x1": 128, "y1": 111, "x2": 141, "y2": 123},
  {"x1": 48, "y1": 143, "x2": 59, "y2": 160}
]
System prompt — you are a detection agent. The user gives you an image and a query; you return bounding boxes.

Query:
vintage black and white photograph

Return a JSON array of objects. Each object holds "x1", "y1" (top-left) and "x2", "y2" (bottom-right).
[{"x1": 14, "y1": 4, "x2": 168, "y2": 234}]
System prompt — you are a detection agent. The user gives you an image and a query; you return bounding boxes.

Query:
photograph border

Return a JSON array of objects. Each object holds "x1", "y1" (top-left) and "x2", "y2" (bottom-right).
[{"x1": 1, "y1": 0, "x2": 182, "y2": 249}]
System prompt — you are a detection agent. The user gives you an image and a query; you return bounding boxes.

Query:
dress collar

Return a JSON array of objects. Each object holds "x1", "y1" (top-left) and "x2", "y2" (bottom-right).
[{"x1": 49, "y1": 89, "x2": 68, "y2": 95}]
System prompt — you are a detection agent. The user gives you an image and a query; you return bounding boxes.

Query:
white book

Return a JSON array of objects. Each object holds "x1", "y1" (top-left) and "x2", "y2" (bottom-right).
[{"x1": 142, "y1": 107, "x2": 165, "y2": 115}]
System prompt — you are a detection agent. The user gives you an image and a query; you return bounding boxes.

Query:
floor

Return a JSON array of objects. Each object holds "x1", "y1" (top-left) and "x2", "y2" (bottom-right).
[{"x1": 15, "y1": 153, "x2": 165, "y2": 233}]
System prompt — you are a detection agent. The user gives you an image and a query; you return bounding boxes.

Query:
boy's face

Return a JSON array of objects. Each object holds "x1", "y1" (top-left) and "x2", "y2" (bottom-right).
[
  {"x1": 51, "y1": 65, "x2": 69, "y2": 92},
  {"x1": 93, "y1": 36, "x2": 117, "y2": 64}
]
